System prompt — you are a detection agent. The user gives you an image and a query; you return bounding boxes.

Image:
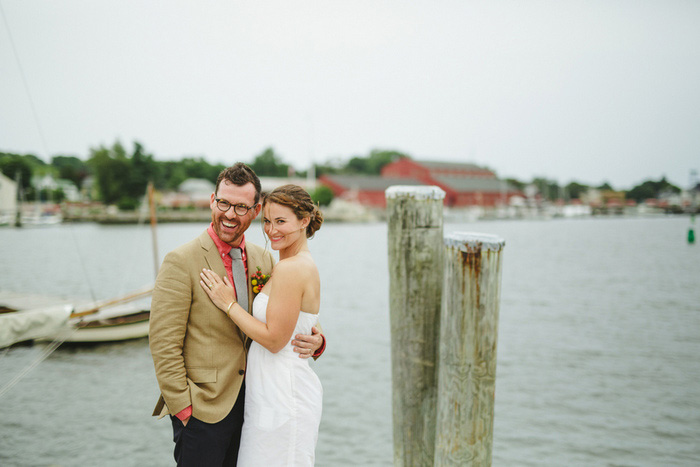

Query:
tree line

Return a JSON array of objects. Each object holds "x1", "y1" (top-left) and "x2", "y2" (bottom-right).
[
  {"x1": 507, "y1": 176, "x2": 681, "y2": 203},
  {"x1": 0, "y1": 141, "x2": 683, "y2": 209},
  {"x1": 0, "y1": 142, "x2": 402, "y2": 209}
]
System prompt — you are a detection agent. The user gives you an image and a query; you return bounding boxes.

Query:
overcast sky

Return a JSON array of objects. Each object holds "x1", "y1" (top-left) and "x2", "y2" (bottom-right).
[{"x1": 1, "y1": 1, "x2": 698, "y2": 189}]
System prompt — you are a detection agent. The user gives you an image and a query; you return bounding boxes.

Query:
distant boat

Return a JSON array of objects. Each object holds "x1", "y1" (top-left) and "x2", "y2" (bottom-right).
[{"x1": 20, "y1": 208, "x2": 63, "y2": 226}]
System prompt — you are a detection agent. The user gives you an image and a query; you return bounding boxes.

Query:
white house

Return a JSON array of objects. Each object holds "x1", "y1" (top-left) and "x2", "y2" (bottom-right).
[
  {"x1": 259, "y1": 176, "x2": 317, "y2": 193},
  {"x1": 0, "y1": 172, "x2": 18, "y2": 222},
  {"x1": 31, "y1": 174, "x2": 80, "y2": 202},
  {"x1": 160, "y1": 178, "x2": 216, "y2": 209}
]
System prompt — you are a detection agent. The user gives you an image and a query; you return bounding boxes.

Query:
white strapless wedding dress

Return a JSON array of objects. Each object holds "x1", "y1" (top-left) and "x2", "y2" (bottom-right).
[{"x1": 237, "y1": 293, "x2": 323, "y2": 466}]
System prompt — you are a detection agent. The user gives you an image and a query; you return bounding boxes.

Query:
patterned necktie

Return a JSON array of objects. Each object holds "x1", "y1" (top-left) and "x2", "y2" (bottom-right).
[{"x1": 229, "y1": 248, "x2": 248, "y2": 312}]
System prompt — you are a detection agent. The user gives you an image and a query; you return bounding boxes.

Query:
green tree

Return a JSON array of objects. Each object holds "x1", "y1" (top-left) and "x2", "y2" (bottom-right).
[
  {"x1": 310, "y1": 185, "x2": 334, "y2": 206},
  {"x1": 627, "y1": 182, "x2": 655, "y2": 202},
  {"x1": 365, "y1": 149, "x2": 408, "y2": 174},
  {"x1": 20, "y1": 153, "x2": 47, "y2": 169},
  {"x1": 532, "y1": 177, "x2": 560, "y2": 201},
  {"x1": 88, "y1": 141, "x2": 132, "y2": 205},
  {"x1": 505, "y1": 178, "x2": 526, "y2": 192},
  {"x1": 657, "y1": 176, "x2": 680, "y2": 194},
  {"x1": 313, "y1": 159, "x2": 344, "y2": 178},
  {"x1": 125, "y1": 142, "x2": 159, "y2": 198},
  {"x1": 250, "y1": 147, "x2": 289, "y2": 177},
  {"x1": 161, "y1": 161, "x2": 189, "y2": 190},
  {"x1": 565, "y1": 181, "x2": 589, "y2": 200},
  {"x1": 180, "y1": 157, "x2": 224, "y2": 181},
  {"x1": 87, "y1": 141, "x2": 167, "y2": 207},
  {"x1": 626, "y1": 176, "x2": 681, "y2": 202},
  {"x1": 0, "y1": 153, "x2": 33, "y2": 193},
  {"x1": 38, "y1": 187, "x2": 66, "y2": 203},
  {"x1": 345, "y1": 156, "x2": 368, "y2": 174},
  {"x1": 51, "y1": 155, "x2": 89, "y2": 189},
  {"x1": 341, "y1": 149, "x2": 409, "y2": 175},
  {"x1": 152, "y1": 157, "x2": 224, "y2": 191},
  {"x1": 4, "y1": 152, "x2": 48, "y2": 174}
]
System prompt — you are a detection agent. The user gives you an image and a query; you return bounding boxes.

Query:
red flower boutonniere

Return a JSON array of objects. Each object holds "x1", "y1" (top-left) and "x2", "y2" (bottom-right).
[{"x1": 251, "y1": 267, "x2": 271, "y2": 294}]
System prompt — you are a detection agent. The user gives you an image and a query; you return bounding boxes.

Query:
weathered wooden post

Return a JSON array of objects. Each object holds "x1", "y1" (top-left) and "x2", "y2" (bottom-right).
[
  {"x1": 434, "y1": 233, "x2": 505, "y2": 466},
  {"x1": 386, "y1": 185, "x2": 446, "y2": 466}
]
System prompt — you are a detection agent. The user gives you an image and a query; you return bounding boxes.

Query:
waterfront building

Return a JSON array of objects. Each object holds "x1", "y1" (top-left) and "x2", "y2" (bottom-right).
[
  {"x1": 31, "y1": 174, "x2": 80, "y2": 202},
  {"x1": 319, "y1": 159, "x2": 520, "y2": 208},
  {"x1": 159, "y1": 178, "x2": 215, "y2": 209},
  {"x1": 0, "y1": 172, "x2": 18, "y2": 224}
]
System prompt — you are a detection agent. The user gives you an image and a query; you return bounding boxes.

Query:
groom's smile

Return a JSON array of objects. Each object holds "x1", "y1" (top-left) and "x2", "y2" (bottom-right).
[{"x1": 210, "y1": 180, "x2": 260, "y2": 247}]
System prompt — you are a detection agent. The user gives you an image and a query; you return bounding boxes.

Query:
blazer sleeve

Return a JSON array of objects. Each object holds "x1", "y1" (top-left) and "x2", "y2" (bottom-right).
[{"x1": 149, "y1": 249, "x2": 193, "y2": 416}]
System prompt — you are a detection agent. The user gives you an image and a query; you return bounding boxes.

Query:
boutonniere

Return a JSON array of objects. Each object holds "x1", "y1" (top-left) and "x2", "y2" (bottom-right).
[{"x1": 251, "y1": 267, "x2": 271, "y2": 294}]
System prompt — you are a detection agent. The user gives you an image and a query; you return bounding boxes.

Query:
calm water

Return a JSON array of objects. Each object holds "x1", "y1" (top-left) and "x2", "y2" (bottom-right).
[{"x1": 0, "y1": 216, "x2": 698, "y2": 466}]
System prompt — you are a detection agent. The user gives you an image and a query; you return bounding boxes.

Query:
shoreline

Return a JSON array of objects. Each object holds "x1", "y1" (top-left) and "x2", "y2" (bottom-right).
[
  {"x1": 57, "y1": 209, "x2": 699, "y2": 225},
  {"x1": 2, "y1": 201, "x2": 696, "y2": 227}
]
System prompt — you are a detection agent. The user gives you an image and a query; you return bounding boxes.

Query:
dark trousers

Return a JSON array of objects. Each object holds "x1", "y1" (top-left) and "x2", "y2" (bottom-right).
[{"x1": 170, "y1": 382, "x2": 245, "y2": 467}]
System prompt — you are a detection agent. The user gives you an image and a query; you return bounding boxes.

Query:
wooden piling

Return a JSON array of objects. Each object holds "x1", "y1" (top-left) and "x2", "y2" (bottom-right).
[
  {"x1": 386, "y1": 185, "x2": 446, "y2": 466},
  {"x1": 434, "y1": 233, "x2": 505, "y2": 466}
]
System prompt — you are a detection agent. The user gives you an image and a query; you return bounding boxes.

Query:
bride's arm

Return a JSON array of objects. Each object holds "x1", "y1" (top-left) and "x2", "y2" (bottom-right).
[{"x1": 200, "y1": 264, "x2": 302, "y2": 353}]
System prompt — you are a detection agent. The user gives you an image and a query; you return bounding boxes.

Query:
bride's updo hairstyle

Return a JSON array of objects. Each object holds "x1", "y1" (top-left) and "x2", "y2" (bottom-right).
[{"x1": 262, "y1": 184, "x2": 324, "y2": 238}]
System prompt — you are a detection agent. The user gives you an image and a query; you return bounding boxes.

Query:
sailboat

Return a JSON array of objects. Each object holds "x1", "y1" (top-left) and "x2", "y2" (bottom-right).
[
  {"x1": 0, "y1": 287, "x2": 152, "y2": 348},
  {"x1": 0, "y1": 184, "x2": 159, "y2": 349}
]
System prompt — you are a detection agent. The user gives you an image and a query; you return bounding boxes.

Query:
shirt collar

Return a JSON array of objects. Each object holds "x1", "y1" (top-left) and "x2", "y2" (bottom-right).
[{"x1": 207, "y1": 223, "x2": 246, "y2": 256}]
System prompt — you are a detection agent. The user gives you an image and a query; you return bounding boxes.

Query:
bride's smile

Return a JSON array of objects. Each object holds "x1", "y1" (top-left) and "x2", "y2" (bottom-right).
[{"x1": 263, "y1": 202, "x2": 309, "y2": 255}]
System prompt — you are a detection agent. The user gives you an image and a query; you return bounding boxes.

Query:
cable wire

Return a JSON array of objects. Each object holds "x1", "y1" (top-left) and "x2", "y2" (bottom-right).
[
  {"x1": 0, "y1": 326, "x2": 79, "y2": 399},
  {"x1": 0, "y1": 0, "x2": 50, "y2": 157}
]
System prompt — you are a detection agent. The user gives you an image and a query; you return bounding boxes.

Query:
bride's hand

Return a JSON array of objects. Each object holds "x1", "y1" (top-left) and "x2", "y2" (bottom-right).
[{"x1": 200, "y1": 268, "x2": 236, "y2": 312}]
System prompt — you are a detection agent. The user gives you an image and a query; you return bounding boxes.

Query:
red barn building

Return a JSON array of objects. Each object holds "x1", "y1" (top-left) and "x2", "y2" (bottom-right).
[
  {"x1": 318, "y1": 175, "x2": 423, "y2": 207},
  {"x1": 381, "y1": 159, "x2": 494, "y2": 180},
  {"x1": 320, "y1": 159, "x2": 519, "y2": 208}
]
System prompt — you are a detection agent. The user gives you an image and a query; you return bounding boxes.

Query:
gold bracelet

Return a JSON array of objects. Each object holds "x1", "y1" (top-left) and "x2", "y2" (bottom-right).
[{"x1": 226, "y1": 300, "x2": 236, "y2": 317}]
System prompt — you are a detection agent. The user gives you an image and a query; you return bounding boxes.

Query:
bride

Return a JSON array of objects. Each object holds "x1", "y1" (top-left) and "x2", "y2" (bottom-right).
[{"x1": 200, "y1": 184, "x2": 323, "y2": 466}]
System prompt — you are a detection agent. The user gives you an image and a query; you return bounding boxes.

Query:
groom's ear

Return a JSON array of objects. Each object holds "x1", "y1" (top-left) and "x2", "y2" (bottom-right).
[{"x1": 253, "y1": 203, "x2": 262, "y2": 218}]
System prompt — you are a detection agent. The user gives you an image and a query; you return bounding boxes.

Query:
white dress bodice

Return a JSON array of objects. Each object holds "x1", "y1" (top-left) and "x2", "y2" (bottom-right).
[
  {"x1": 251, "y1": 292, "x2": 320, "y2": 357},
  {"x1": 237, "y1": 292, "x2": 323, "y2": 466}
]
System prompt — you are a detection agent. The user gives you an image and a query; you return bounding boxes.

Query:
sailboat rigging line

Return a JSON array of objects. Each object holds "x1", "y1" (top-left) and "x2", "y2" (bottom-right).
[
  {"x1": 0, "y1": 327, "x2": 77, "y2": 399},
  {"x1": 2, "y1": 2, "x2": 95, "y2": 303},
  {"x1": 69, "y1": 226, "x2": 98, "y2": 303},
  {"x1": 0, "y1": 0, "x2": 50, "y2": 157},
  {"x1": 112, "y1": 194, "x2": 151, "y2": 299}
]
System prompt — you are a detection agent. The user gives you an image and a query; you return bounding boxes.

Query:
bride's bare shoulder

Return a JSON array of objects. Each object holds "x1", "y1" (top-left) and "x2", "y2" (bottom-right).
[{"x1": 274, "y1": 254, "x2": 317, "y2": 278}]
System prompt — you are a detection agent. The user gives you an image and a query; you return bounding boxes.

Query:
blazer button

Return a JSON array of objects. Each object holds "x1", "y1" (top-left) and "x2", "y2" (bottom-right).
[{"x1": 238, "y1": 369, "x2": 245, "y2": 375}]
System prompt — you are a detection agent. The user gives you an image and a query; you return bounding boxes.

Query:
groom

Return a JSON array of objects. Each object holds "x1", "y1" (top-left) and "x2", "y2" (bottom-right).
[{"x1": 150, "y1": 162, "x2": 325, "y2": 466}]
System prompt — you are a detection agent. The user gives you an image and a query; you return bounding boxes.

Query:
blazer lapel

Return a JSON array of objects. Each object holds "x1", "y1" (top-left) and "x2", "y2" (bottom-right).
[
  {"x1": 197, "y1": 231, "x2": 248, "y2": 341},
  {"x1": 198, "y1": 232, "x2": 264, "y2": 346},
  {"x1": 199, "y1": 231, "x2": 227, "y2": 280}
]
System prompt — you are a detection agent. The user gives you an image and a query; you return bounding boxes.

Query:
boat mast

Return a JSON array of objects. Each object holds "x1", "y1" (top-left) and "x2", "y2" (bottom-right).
[{"x1": 148, "y1": 181, "x2": 159, "y2": 279}]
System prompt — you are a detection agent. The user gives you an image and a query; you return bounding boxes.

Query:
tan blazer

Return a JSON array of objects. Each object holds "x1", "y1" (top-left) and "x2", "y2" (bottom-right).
[{"x1": 150, "y1": 230, "x2": 275, "y2": 424}]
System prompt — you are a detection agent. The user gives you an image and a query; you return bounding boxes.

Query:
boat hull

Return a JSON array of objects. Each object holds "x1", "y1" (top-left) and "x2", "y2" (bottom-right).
[{"x1": 65, "y1": 310, "x2": 150, "y2": 343}]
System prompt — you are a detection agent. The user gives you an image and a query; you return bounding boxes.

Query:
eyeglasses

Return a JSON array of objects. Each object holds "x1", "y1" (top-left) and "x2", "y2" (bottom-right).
[{"x1": 215, "y1": 198, "x2": 256, "y2": 216}]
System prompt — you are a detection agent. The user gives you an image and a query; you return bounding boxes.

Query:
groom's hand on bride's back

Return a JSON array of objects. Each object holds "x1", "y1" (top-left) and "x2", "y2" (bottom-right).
[{"x1": 292, "y1": 326, "x2": 325, "y2": 359}]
